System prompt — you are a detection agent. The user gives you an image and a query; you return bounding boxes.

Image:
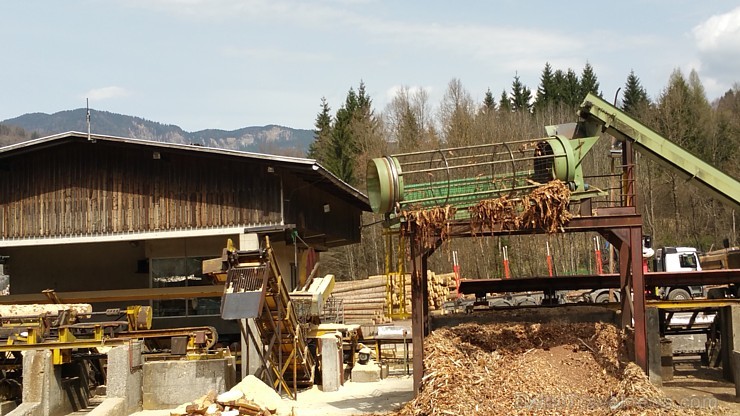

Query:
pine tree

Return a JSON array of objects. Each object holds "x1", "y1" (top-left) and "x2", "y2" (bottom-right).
[
  {"x1": 579, "y1": 62, "x2": 600, "y2": 99},
  {"x1": 308, "y1": 97, "x2": 331, "y2": 160},
  {"x1": 510, "y1": 74, "x2": 532, "y2": 112},
  {"x1": 482, "y1": 88, "x2": 496, "y2": 114},
  {"x1": 534, "y1": 62, "x2": 556, "y2": 112},
  {"x1": 314, "y1": 81, "x2": 378, "y2": 186},
  {"x1": 621, "y1": 70, "x2": 650, "y2": 115},
  {"x1": 562, "y1": 69, "x2": 580, "y2": 108},
  {"x1": 552, "y1": 69, "x2": 566, "y2": 106},
  {"x1": 498, "y1": 89, "x2": 511, "y2": 112}
]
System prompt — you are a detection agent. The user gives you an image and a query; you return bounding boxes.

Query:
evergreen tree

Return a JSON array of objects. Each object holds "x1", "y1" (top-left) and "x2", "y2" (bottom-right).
[
  {"x1": 552, "y1": 69, "x2": 566, "y2": 105},
  {"x1": 498, "y1": 89, "x2": 511, "y2": 112},
  {"x1": 562, "y1": 69, "x2": 580, "y2": 108},
  {"x1": 308, "y1": 97, "x2": 331, "y2": 160},
  {"x1": 621, "y1": 70, "x2": 650, "y2": 115},
  {"x1": 510, "y1": 74, "x2": 532, "y2": 112},
  {"x1": 312, "y1": 81, "x2": 379, "y2": 186},
  {"x1": 534, "y1": 62, "x2": 556, "y2": 111},
  {"x1": 579, "y1": 62, "x2": 600, "y2": 99},
  {"x1": 482, "y1": 88, "x2": 496, "y2": 114}
]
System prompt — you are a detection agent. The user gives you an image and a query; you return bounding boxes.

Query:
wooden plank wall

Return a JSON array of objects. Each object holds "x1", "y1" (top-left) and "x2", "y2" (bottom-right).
[
  {"x1": 0, "y1": 142, "x2": 282, "y2": 238},
  {"x1": 283, "y1": 175, "x2": 362, "y2": 245}
]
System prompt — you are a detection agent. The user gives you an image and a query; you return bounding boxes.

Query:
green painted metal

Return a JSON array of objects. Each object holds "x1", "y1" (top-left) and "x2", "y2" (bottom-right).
[
  {"x1": 579, "y1": 93, "x2": 740, "y2": 211},
  {"x1": 367, "y1": 156, "x2": 404, "y2": 214},
  {"x1": 366, "y1": 132, "x2": 606, "y2": 215}
]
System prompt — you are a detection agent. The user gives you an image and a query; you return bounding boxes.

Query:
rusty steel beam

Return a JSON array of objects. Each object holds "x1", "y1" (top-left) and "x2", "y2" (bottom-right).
[
  {"x1": 446, "y1": 213, "x2": 642, "y2": 239},
  {"x1": 459, "y1": 269, "x2": 740, "y2": 295}
]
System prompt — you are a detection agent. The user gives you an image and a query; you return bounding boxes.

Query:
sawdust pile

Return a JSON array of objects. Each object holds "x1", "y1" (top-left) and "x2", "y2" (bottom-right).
[
  {"x1": 470, "y1": 180, "x2": 572, "y2": 235},
  {"x1": 392, "y1": 322, "x2": 726, "y2": 416}
]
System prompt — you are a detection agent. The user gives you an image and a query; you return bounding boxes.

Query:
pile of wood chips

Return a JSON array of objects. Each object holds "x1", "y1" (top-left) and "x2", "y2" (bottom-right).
[
  {"x1": 470, "y1": 180, "x2": 572, "y2": 235},
  {"x1": 391, "y1": 322, "x2": 727, "y2": 416}
]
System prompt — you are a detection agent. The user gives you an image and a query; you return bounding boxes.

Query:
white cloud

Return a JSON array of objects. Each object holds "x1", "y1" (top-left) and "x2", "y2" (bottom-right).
[
  {"x1": 692, "y1": 7, "x2": 740, "y2": 95},
  {"x1": 693, "y1": 6, "x2": 740, "y2": 52},
  {"x1": 84, "y1": 86, "x2": 130, "y2": 101},
  {"x1": 220, "y1": 46, "x2": 333, "y2": 63}
]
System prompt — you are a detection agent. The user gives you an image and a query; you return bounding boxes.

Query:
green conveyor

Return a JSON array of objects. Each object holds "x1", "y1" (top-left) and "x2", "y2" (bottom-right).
[{"x1": 578, "y1": 93, "x2": 740, "y2": 212}]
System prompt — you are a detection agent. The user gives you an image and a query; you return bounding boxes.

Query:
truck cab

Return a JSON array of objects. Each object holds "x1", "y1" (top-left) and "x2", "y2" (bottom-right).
[
  {"x1": 586, "y1": 245, "x2": 703, "y2": 303},
  {"x1": 652, "y1": 246, "x2": 703, "y2": 300}
]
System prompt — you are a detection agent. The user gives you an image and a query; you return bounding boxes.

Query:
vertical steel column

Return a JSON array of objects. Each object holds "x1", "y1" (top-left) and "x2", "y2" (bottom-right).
[{"x1": 631, "y1": 226, "x2": 647, "y2": 371}]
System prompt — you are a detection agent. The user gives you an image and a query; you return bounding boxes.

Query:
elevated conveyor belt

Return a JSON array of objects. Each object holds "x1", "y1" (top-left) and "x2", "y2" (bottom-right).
[
  {"x1": 218, "y1": 236, "x2": 315, "y2": 399},
  {"x1": 578, "y1": 93, "x2": 740, "y2": 211}
]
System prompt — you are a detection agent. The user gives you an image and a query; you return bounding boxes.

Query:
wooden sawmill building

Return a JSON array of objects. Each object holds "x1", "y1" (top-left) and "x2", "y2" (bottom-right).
[{"x1": 0, "y1": 131, "x2": 370, "y2": 335}]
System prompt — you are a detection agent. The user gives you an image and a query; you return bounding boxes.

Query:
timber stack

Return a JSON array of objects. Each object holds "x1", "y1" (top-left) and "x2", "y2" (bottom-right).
[{"x1": 329, "y1": 271, "x2": 456, "y2": 325}]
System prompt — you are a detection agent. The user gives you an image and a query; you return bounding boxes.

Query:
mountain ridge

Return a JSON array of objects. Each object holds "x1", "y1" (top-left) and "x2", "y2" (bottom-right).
[{"x1": 1, "y1": 109, "x2": 314, "y2": 155}]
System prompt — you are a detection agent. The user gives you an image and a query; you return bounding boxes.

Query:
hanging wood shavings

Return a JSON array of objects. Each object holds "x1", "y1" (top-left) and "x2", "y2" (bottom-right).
[
  {"x1": 469, "y1": 180, "x2": 572, "y2": 235},
  {"x1": 400, "y1": 205, "x2": 457, "y2": 249}
]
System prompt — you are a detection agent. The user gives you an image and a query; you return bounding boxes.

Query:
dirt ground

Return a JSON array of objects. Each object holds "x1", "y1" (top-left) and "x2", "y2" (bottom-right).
[
  {"x1": 287, "y1": 376, "x2": 413, "y2": 415},
  {"x1": 661, "y1": 357, "x2": 740, "y2": 414}
]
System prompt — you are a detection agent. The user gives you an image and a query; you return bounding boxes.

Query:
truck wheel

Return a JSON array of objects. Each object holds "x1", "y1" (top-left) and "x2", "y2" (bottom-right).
[
  {"x1": 517, "y1": 297, "x2": 537, "y2": 306},
  {"x1": 595, "y1": 293, "x2": 610, "y2": 303},
  {"x1": 667, "y1": 288, "x2": 691, "y2": 301}
]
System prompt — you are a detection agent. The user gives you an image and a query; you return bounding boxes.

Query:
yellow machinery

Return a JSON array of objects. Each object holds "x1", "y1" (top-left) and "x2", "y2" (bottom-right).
[
  {"x1": 384, "y1": 228, "x2": 409, "y2": 320},
  {"x1": 0, "y1": 304, "x2": 217, "y2": 365},
  {"x1": 211, "y1": 236, "x2": 315, "y2": 400}
]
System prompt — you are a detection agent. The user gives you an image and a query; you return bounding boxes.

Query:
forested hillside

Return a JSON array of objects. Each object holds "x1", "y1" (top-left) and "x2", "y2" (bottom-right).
[
  {"x1": 309, "y1": 65, "x2": 740, "y2": 281},
  {"x1": 1, "y1": 110, "x2": 313, "y2": 155}
]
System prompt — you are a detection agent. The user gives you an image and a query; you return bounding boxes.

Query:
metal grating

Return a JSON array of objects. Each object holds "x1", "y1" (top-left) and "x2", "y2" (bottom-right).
[
  {"x1": 225, "y1": 265, "x2": 268, "y2": 293},
  {"x1": 221, "y1": 265, "x2": 269, "y2": 319}
]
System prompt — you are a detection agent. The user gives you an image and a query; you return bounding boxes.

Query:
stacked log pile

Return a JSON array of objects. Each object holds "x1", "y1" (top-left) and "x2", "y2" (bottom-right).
[{"x1": 328, "y1": 271, "x2": 456, "y2": 325}]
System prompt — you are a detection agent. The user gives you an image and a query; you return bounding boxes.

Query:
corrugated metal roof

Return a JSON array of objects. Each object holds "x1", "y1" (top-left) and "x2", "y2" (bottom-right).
[{"x1": 0, "y1": 131, "x2": 370, "y2": 211}]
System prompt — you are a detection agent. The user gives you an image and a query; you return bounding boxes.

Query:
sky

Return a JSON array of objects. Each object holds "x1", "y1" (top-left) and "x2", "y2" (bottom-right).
[{"x1": 2, "y1": 1, "x2": 740, "y2": 132}]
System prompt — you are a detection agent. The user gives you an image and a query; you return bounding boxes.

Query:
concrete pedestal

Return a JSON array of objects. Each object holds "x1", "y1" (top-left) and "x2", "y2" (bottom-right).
[
  {"x1": 351, "y1": 361, "x2": 380, "y2": 383},
  {"x1": 646, "y1": 307, "x2": 662, "y2": 385},
  {"x1": 105, "y1": 342, "x2": 143, "y2": 415},
  {"x1": 8, "y1": 350, "x2": 73, "y2": 416},
  {"x1": 733, "y1": 350, "x2": 740, "y2": 398},
  {"x1": 660, "y1": 338, "x2": 673, "y2": 382},
  {"x1": 720, "y1": 305, "x2": 740, "y2": 382},
  {"x1": 142, "y1": 357, "x2": 236, "y2": 410},
  {"x1": 320, "y1": 333, "x2": 342, "y2": 392}
]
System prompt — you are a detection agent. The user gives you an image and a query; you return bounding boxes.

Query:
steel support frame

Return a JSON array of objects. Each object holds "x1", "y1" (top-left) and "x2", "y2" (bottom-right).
[
  {"x1": 410, "y1": 226, "x2": 441, "y2": 394},
  {"x1": 409, "y1": 218, "x2": 647, "y2": 395}
]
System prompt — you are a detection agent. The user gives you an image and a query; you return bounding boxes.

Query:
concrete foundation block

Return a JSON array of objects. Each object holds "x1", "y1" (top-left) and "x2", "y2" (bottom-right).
[
  {"x1": 351, "y1": 362, "x2": 380, "y2": 383},
  {"x1": 0, "y1": 401, "x2": 17, "y2": 415},
  {"x1": 733, "y1": 350, "x2": 740, "y2": 398},
  {"x1": 5, "y1": 402, "x2": 39, "y2": 416},
  {"x1": 660, "y1": 338, "x2": 674, "y2": 382},
  {"x1": 106, "y1": 342, "x2": 143, "y2": 415},
  {"x1": 320, "y1": 333, "x2": 342, "y2": 392},
  {"x1": 85, "y1": 398, "x2": 124, "y2": 416},
  {"x1": 8, "y1": 350, "x2": 73, "y2": 416},
  {"x1": 721, "y1": 305, "x2": 740, "y2": 382},
  {"x1": 142, "y1": 358, "x2": 236, "y2": 410}
]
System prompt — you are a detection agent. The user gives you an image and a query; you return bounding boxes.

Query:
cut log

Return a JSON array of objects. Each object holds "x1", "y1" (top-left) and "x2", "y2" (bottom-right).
[{"x1": 0, "y1": 303, "x2": 93, "y2": 317}]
